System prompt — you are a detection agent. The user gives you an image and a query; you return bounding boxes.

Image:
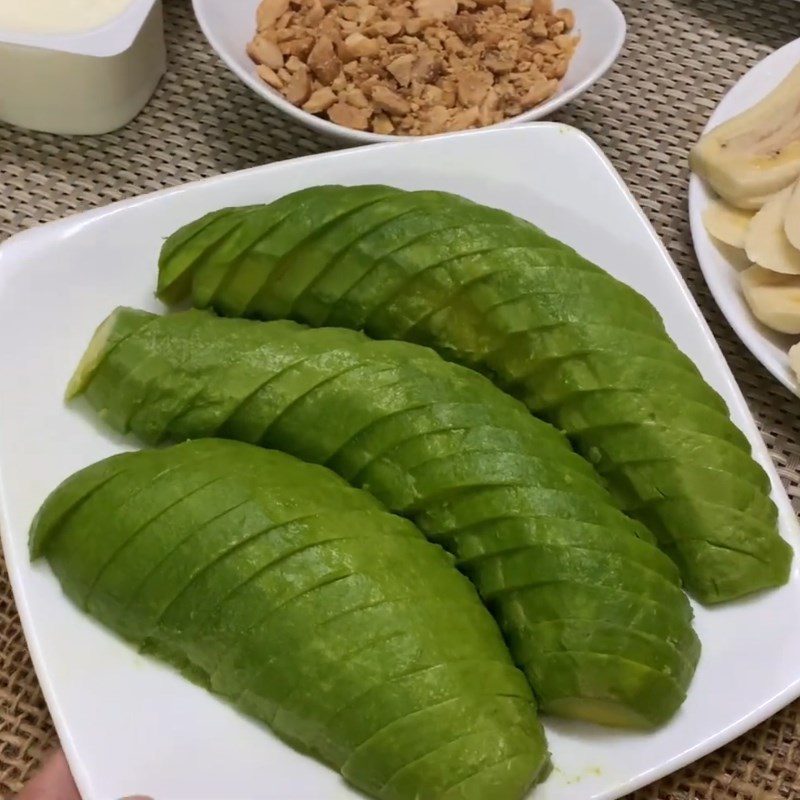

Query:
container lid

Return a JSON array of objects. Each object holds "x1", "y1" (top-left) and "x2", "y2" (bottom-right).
[{"x1": 0, "y1": 0, "x2": 158, "y2": 57}]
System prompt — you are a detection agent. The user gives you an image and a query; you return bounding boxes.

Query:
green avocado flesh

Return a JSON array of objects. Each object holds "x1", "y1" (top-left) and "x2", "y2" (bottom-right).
[
  {"x1": 155, "y1": 185, "x2": 792, "y2": 605},
  {"x1": 69, "y1": 307, "x2": 700, "y2": 728},
  {"x1": 30, "y1": 439, "x2": 548, "y2": 800}
]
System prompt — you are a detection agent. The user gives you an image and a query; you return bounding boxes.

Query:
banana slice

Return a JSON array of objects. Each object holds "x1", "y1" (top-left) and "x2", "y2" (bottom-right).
[
  {"x1": 745, "y1": 187, "x2": 800, "y2": 274},
  {"x1": 790, "y1": 342, "x2": 800, "y2": 380},
  {"x1": 741, "y1": 265, "x2": 800, "y2": 333},
  {"x1": 691, "y1": 62, "x2": 800, "y2": 208},
  {"x1": 703, "y1": 198, "x2": 754, "y2": 248},
  {"x1": 784, "y1": 178, "x2": 800, "y2": 251}
]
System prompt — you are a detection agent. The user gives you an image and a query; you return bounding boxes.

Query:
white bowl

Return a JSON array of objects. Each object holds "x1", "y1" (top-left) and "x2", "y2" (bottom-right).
[
  {"x1": 192, "y1": 0, "x2": 626, "y2": 144},
  {"x1": 688, "y1": 37, "x2": 800, "y2": 395}
]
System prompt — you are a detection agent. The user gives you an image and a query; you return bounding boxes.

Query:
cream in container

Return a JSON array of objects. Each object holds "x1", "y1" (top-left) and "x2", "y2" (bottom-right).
[{"x1": 0, "y1": 0, "x2": 166, "y2": 135}]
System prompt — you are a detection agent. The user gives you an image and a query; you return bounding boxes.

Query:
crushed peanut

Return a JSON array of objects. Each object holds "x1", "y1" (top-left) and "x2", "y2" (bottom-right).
[{"x1": 249, "y1": 0, "x2": 578, "y2": 135}]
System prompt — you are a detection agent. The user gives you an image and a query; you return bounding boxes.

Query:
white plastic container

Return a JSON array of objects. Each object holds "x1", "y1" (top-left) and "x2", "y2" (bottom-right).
[{"x1": 0, "y1": 0, "x2": 166, "y2": 135}]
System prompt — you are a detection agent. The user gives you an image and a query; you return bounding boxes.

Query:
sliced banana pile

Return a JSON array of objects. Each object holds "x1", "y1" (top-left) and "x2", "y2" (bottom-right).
[{"x1": 692, "y1": 62, "x2": 800, "y2": 379}]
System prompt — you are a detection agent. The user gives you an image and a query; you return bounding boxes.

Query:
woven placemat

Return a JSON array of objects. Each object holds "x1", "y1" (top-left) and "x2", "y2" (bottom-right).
[{"x1": 2, "y1": 0, "x2": 800, "y2": 797}]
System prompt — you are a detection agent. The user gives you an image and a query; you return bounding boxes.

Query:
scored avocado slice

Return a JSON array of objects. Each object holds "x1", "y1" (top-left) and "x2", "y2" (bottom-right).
[
  {"x1": 497, "y1": 581, "x2": 696, "y2": 657},
  {"x1": 360, "y1": 424, "x2": 598, "y2": 488},
  {"x1": 226, "y1": 581, "x2": 515, "y2": 735},
  {"x1": 32, "y1": 440, "x2": 548, "y2": 800},
  {"x1": 66, "y1": 307, "x2": 156, "y2": 401},
  {"x1": 449, "y1": 516, "x2": 678, "y2": 581},
  {"x1": 153, "y1": 185, "x2": 790, "y2": 604},
  {"x1": 288, "y1": 190, "x2": 455, "y2": 323},
  {"x1": 157, "y1": 208, "x2": 255, "y2": 305},
  {"x1": 189, "y1": 204, "x2": 298, "y2": 310},
  {"x1": 313, "y1": 218, "x2": 545, "y2": 329},
  {"x1": 246, "y1": 188, "x2": 528, "y2": 322},
  {"x1": 155, "y1": 509, "x2": 413, "y2": 674},
  {"x1": 287, "y1": 656, "x2": 532, "y2": 767},
  {"x1": 418, "y1": 482, "x2": 651, "y2": 541},
  {"x1": 69, "y1": 308, "x2": 700, "y2": 729},
  {"x1": 28, "y1": 454, "x2": 130, "y2": 560},
  {"x1": 247, "y1": 185, "x2": 402, "y2": 319},
  {"x1": 343, "y1": 696, "x2": 538, "y2": 800},
  {"x1": 528, "y1": 652, "x2": 685, "y2": 730},
  {"x1": 333, "y1": 224, "x2": 551, "y2": 332},
  {"x1": 204, "y1": 186, "x2": 397, "y2": 318},
  {"x1": 549, "y1": 388, "x2": 752, "y2": 451},
  {"x1": 390, "y1": 254, "x2": 665, "y2": 340},
  {"x1": 46, "y1": 445, "x2": 218, "y2": 608}
]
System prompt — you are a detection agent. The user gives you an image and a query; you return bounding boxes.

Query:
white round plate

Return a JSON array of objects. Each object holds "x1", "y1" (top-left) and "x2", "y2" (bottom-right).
[
  {"x1": 192, "y1": 0, "x2": 626, "y2": 145},
  {"x1": 688, "y1": 37, "x2": 800, "y2": 396}
]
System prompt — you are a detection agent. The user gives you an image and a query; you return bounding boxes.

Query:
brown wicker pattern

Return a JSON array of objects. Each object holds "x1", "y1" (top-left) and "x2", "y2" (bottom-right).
[{"x1": 2, "y1": 0, "x2": 800, "y2": 796}]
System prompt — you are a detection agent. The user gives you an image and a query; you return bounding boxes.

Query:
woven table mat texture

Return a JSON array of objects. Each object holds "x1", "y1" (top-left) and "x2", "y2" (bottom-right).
[{"x1": 2, "y1": 0, "x2": 800, "y2": 797}]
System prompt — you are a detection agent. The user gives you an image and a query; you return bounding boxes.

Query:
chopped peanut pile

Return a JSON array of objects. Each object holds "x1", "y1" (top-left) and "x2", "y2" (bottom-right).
[{"x1": 248, "y1": 0, "x2": 578, "y2": 135}]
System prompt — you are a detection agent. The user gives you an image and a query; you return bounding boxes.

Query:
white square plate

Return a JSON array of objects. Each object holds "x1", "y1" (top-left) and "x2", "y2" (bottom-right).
[{"x1": 1, "y1": 124, "x2": 799, "y2": 800}]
